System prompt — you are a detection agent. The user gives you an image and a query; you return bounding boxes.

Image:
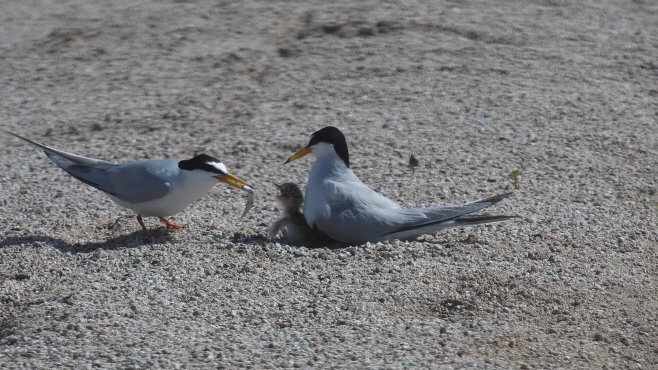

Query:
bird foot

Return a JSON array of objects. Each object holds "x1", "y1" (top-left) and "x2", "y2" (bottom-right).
[
  {"x1": 136, "y1": 215, "x2": 163, "y2": 237},
  {"x1": 158, "y1": 217, "x2": 186, "y2": 230}
]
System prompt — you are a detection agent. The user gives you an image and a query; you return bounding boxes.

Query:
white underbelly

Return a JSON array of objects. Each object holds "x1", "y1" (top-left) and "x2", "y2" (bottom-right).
[{"x1": 108, "y1": 182, "x2": 215, "y2": 217}]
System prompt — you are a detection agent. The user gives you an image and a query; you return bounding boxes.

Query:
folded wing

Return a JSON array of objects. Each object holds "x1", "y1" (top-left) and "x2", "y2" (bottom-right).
[
  {"x1": 313, "y1": 181, "x2": 516, "y2": 244},
  {"x1": 379, "y1": 193, "x2": 516, "y2": 241},
  {"x1": 311, "y1": 177, "x2": 428, "y2": 244},
  {"x1": 10, "y1": 133, "x2": 171, "y2": 204}
]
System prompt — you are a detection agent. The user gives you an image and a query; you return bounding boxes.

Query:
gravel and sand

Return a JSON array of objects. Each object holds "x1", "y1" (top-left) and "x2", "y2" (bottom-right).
[{"x1": 1, "y1": 1, "x2": 657, "y2": 368}]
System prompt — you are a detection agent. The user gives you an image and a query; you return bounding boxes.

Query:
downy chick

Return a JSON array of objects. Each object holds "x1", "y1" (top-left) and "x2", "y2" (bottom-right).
[{"x1": 269, "y1": 183, "x2": 345, "y2": 248}]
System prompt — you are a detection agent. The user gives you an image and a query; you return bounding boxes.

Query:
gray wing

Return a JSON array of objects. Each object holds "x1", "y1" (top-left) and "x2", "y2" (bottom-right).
[
  {"x1": 45, "y1": 155, "x2": 174, "y2": 204},
  {"x1": 380, "y1": 193, "x2": 515, "y2": 237},
  {"x1": 312, "y1": 178, "x2": 428, "y2": 244},
  {"x1": 10, "y1": 133, "x2": 171, "y2": 204},
  {"x1": 314, "y1": 177, "x2": 514, "y2": 243},
  {"x1": 95, "y1": 160, "x2": 174, "y2": 204}
]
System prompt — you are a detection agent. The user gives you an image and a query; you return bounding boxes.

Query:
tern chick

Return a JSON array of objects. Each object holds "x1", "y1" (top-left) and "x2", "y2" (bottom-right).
[
  {"x1": 9, "y1": 132, "x2": 252, "y2": 236},
  {"x1": 285, "y1": 126, "x2": 518, "y2": 244},
  {"x1": 269, "y1": 183, "x2": 344, "y2": 248}
]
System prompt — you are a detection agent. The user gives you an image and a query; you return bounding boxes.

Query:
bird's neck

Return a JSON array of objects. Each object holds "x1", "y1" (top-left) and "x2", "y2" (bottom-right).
[
  {"x1": 282, "y1": 203, "x2": 302, "y2": 217},
  {"x1": 310, "y1": 150, "x2": 351, "y2": 180}
]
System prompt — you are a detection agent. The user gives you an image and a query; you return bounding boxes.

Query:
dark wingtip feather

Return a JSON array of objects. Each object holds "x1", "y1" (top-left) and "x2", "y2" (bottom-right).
[
  {"x1": 7, "y1": 132, "x2": 29, "y2": 142},
  {"x1": 454, "y1": 214, "x2": 520, "y2": 226},
  {"x1": 475, "y1": 192, "x2": 514, "y2": 206}
]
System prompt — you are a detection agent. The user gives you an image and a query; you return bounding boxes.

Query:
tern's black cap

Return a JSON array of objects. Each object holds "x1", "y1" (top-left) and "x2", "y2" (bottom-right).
[
  {"x1": 308, "y1": 126, "x2": 349, "y2": 168},
  {"x1": 178, "y1": 154, "x2": 226, "y2": 174}
]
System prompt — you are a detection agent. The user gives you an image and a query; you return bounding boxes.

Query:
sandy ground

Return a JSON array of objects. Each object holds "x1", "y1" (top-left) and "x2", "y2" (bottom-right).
[{"x1": 1, "y1": 0, "x2": 657, "y2": 368}]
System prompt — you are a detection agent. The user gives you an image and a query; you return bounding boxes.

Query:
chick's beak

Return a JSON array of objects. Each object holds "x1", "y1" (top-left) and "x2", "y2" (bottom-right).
[
  {"x1": 285, "y1": 146, "x2": 313, "y2": 164},
  {"x1": 214, "y1": 173, "x2": 250, "y2": 189}
]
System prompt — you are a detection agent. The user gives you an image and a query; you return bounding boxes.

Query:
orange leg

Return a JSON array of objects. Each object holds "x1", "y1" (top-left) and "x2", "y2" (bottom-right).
[
  {"x1": 158, "y1": 217, "x2": 186, "y2": 230},
  {"x1": 136, "y1": 215, "x2": 159, "y2": 237}
]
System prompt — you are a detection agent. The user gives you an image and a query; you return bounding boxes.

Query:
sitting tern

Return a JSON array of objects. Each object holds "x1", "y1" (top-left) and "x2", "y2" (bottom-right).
[
  {"x1": 9, "y1": 132, "x2": 252, "y2": 236},
  {"x1": 269, "y1": 182, "x2": 344, "y2": 248},
  {"x1": 285, "y1": 126, "x2": 517, "y2": 244}
]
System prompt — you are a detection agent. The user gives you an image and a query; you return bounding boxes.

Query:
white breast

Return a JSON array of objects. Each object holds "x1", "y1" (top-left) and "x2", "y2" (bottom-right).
[{"x1": 303, "y1": 146, "x2": 351, "y2": 228}]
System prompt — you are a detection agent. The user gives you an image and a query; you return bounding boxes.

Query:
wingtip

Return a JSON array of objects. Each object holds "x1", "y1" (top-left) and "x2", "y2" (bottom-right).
[
  {"x1": 6, "y1": 132, "x2": 46, "y2": 150},
  {"x1": 479, "y1": 192, "x2": 514, "y2": 205},
  {"x1": 454, "y1": 214, "x2": 520, "y2": 226},
  {"x1": 6, "y1": 132, "x2": 34, "y2": 145}
]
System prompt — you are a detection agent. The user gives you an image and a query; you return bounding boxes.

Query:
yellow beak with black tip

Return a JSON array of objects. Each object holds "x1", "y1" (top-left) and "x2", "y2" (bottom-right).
[
  {"x1": 285, "y1": 147, "x2": 313, "y2": 164},
  {"x1": 214, "y1": 173, "x2": 250, "y2": 189}
]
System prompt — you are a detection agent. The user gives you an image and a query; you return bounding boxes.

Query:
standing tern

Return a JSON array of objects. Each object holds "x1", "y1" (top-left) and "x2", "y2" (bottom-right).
[
  {"x1": 269, "y1": 182, "x2": 344, "y2": 248},
  {"x1": 9, "y1": 132, "x2": 252, "y2": 236},
  {"x1": 284, "y1": 126, "x2": 517, "y2": 244}
]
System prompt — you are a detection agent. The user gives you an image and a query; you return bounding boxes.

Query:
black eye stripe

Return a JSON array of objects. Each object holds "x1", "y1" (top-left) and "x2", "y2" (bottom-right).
[{"x1": 178, "y1": 154, "x2": 225, "y2": 174}]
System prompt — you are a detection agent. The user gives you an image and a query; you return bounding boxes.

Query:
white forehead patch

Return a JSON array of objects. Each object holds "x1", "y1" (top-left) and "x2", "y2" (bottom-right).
[{"x1": 208, "y1": 161, "x2": 227, "y2": 174}]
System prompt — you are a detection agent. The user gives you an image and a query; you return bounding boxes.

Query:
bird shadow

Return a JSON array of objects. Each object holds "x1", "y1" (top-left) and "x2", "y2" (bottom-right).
[
  {"x1": 230, "y1": 231, "x2": 349, "y2": 249},
  {"x1": 0, "y1": 231, "x2": 172, "y2": 254},
  {"x1": 231, "y1": 232, "x2": 269, "y2": 245}
]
